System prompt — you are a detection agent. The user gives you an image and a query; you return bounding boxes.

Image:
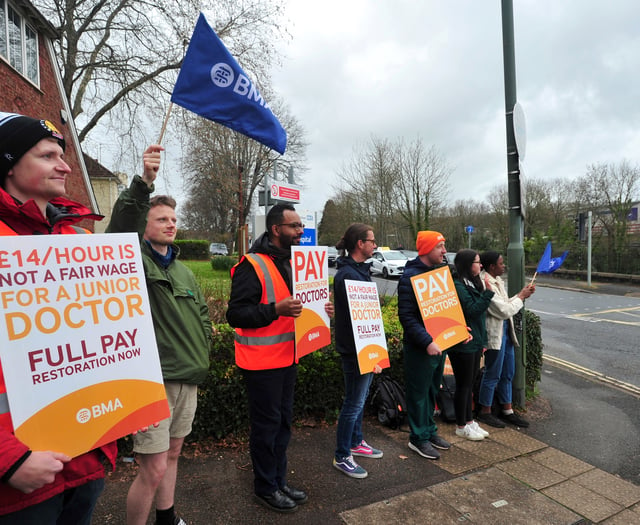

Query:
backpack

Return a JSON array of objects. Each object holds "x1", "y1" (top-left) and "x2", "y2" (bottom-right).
[
  {"x1": 369, "y1": 375, "x2": 407, "y2": 429},
  {"x1": 436, "y1": 374, "x2": 457, "y2": 423}
]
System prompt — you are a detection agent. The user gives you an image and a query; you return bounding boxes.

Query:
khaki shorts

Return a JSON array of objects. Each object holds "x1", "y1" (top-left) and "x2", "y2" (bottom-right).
[{"x1": 133, "y1": 382, "x2": 198, "y2": 454}]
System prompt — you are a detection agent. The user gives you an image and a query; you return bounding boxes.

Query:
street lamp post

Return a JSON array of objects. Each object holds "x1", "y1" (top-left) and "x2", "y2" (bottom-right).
[{"x1": 502, "y1": 0, "x2": 526, "y2": 407}]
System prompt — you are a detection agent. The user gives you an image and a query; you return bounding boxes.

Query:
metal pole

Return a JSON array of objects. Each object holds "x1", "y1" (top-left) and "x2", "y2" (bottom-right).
[
  {"x1": 237, "y1": 164, "x2": 244, "y2": 258},
  {"x1": 501, "y1": 0, "x2": 526, "y2": 407},
  {"x1": 587, "y1": 211, "x2": 592, "y2": 286}
]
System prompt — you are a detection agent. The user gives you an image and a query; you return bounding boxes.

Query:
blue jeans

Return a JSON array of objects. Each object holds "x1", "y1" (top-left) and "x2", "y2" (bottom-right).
[
  {"x1": 335, "y1": 353, "x2": 373, "y2": 459},
  {"x1": 479, "y1": 320, "x2": 515, "y2": 407},
  {"x1": 0, "y1": 478, "x2": 104, "y2": 525}
]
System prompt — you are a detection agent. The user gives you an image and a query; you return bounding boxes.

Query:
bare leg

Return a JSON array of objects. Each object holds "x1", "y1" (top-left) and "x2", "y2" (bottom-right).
[
  {"x1": 126, "y1": 451, "x2": 169, "y2": 525},
  {"x1": 155, "y1": 437, "x2": 185, "y2": 511}
]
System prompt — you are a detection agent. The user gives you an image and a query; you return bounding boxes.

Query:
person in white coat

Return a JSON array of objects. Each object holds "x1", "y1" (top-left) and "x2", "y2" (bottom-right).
[{"x1": 475, "y1": 251, "x2": 535, "y2": 428}]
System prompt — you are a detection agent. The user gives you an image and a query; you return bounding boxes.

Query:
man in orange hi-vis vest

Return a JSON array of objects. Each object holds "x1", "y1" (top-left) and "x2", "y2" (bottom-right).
[
  {"x1": 0, "y1": 112, "x2": 116, "y2": 524},
  {"x1": 226, "y1": 203, "x2": 333, "y2": 514}
]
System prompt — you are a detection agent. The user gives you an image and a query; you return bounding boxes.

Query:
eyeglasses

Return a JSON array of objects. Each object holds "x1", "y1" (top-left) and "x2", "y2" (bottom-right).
[
  {"x1": 278, "y1": 222, "x2": 305, "y2": 230},
  {"x1": 472, "y1": 260, "x2": 481, "y2": 264},
  {"x1": 362, "y1": 239, "x2": 377, "y2": 244}
]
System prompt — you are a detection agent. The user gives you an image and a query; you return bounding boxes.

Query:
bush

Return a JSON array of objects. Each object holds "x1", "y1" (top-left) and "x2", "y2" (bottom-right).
[
  {"x1": 524, "y1": 309, "x2": 543, "y2": 397},
  {"x1": 175, "y1": 239, "x2": 209, "y2": 260},
  {"x1": 191, "y1": 324, "x2": 248, "y2": 440},
  {"x1": 210, "y1": 255, "x2": 237, "y2": 272},
  {"x1": 189, "y1": 299, "x2": 407, "y2": 440}
]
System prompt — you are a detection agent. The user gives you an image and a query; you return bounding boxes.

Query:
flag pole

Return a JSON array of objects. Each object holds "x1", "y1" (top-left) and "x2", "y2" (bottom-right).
[
  {"x1": 157, "y1": 102, "x2": 174, "y2": 145},
  {"x1": 529, "y1": 271, "x2": 537, "y2": 286}
]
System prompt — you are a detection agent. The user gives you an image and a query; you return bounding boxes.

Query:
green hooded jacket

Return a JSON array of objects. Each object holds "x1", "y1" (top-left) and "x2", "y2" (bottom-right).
[{"x1": 106, "y1": 175, "x2": 211, "y2": 383}]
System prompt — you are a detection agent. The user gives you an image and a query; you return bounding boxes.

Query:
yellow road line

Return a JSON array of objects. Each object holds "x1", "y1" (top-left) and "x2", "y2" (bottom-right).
[{"x1": 544, "y1": 354, "x2": 640, "y2": 397}]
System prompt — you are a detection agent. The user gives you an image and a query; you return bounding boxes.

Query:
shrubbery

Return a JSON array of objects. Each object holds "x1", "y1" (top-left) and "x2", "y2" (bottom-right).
[
  {"x1": 147, "y1": 262, "x2": 545, "y2": 442},
  {"x1": 210, "y1": 255, "x2": 237, "y2": 272},
  {"x1": 524, "y1": 309, "x2": 543, "y2": 397},
  {"x1": 174, "y1": 240, "x2": 209, "y2": 260}
]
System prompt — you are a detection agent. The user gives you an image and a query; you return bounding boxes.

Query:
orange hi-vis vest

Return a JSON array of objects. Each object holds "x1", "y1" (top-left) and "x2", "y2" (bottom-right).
[
  {"x1": 0, "y1": 221, "x2": 83, "y2": 431},
  {"x1": 233, "y1": 253, "x2": 296, "y2": 370}
]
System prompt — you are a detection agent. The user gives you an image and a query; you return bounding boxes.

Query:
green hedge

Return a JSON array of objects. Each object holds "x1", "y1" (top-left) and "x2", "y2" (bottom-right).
[
  {"x1": 210, "y1": 256, "x2": 237, "y2": 272},
  {"x1": 524, "y1": 309, "x2": 543, "y2": 397},
  {"x1": 175, "y1": 239, "x2": 209, "y2": 260},
  {"x1": 188, "y1": 303, "x2": 542, "y2": 440}
]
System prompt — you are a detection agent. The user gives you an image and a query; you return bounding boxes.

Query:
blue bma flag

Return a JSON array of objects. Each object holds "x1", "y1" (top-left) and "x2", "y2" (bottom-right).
[
  {"x1": 536, "y1": 241, "x2": 568, "y2": 274},
  {"x1": 171, "y1": 13, "x2": 287, "y2": 154}
]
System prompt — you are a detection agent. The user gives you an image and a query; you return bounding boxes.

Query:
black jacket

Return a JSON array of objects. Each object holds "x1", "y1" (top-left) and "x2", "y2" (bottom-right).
[
  {"x1": 333, "y1": 255, "x2": 372, "y2": 355},
  {"x1": 398, "y1": 256, "x2": 447, "y2": 350}
]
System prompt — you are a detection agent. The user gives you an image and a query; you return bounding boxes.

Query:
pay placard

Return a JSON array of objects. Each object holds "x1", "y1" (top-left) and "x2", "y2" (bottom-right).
[
  {"x1": 410, "y1": 265, "x2": 468, "y2": 350},
  {"x1": 291, "y1": 246, "x2": 331, "y2": 358},
  {"x1": 344, "y1": 279, "x2": 390, "y2": 374},
  {"x1": 0, "y1": 233, "x2": 169, "y2": 457}
]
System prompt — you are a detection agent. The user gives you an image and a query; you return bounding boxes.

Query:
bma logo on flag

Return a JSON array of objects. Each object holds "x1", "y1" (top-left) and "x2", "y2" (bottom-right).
[{"x1": 211, "y1": 63, "x2": 234, "y2": 87}]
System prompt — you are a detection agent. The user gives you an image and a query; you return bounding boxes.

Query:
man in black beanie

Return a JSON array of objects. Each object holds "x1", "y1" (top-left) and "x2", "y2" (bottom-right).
[{"x1": 0, "y1": 111, "x2": 117, "y2": 524}]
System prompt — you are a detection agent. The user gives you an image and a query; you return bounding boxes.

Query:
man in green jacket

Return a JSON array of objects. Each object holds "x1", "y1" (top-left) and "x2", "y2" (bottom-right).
[{"x1": 106, "y1": 145, "x2": 211, "y2": 525}]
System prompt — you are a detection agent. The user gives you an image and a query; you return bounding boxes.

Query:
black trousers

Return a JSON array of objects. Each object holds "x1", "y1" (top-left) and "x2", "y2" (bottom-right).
[
  {"x1": 242, "y1": 364, "x2": 297, "y2": 495},
  {"x1": 447, "y1": 350, "x2": 482, "y2": 427}
]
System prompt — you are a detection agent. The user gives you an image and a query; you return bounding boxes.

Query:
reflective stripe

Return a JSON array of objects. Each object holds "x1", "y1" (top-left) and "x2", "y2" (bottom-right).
[
  {"x1": 245, "y1": 254, "x2": 276, "y2": 303},
  {"x1": 0, "y1": 392, "x2": 9, "y2": 415},
  {"x1": 234, "y1": 331, "x2": 295, "y2": 346}
]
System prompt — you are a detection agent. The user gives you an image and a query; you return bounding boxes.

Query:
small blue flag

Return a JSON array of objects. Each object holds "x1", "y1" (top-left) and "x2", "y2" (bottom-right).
[
  {"x1": 171, "y1": 13, "x2": 287, "y2": 154},
  {"x1": 536, "y1": 241, "x2": 568, "y2": 274}
]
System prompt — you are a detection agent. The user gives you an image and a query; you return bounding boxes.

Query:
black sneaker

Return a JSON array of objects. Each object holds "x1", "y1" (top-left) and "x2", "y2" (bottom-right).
[
  {"x1": 500, "y1": 412, "x2": 530, "y2": 428},
  {"x1": 476, "y1": 412, "x2": 506, "y2": 428},
  {"x1": 428, "y1": 434, "x2": 451, "y2": 450},
  {"x1": 408, "y1": 441, "x2": 440, "y2": 460}
]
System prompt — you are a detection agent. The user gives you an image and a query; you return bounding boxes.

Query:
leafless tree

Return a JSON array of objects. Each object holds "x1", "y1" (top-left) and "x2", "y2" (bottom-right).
[
  {"x1": 34, "y1": 0, "x2": 287, "y2": 144},
  {"x1": 178, "y1": 96, "x2": 306, "y2": 238},
  {"x1": 579, "y1": 161, "x2": 640, "y2": 271},
  {"x1": 395, "y1": 138, "x2": 450, "y2": 241},
  {"x1": 333, "y1": 136, "x2": 450, "y2": 246}
]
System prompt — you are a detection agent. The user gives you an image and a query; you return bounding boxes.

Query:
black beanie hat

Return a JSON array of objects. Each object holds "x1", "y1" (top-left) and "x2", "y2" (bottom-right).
[{"x1": 0, "y1": 112, "x2": 66, "y2": 181}]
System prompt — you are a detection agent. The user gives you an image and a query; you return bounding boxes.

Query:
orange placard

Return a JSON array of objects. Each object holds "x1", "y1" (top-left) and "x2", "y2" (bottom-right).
[
  {"x1": 292, "y1": 246, "x2": 331, "y2": 358},
  {"x1": 410, "y1": 266, "x2": 468, "y2": 350}
]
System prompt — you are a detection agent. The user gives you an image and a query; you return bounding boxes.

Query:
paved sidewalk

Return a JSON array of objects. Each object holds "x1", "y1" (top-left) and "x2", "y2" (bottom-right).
[
  {"x1": 93, "y1": 415, "x2": 640, "y2": 524},
  {"x1": 92, "y1": 276, "x2": 640, "y2": 524}
]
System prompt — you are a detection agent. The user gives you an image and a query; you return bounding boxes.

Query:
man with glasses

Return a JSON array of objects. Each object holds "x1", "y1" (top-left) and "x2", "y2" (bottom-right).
[{"x1": 227, "y1": 204, "x2": 333, "y2": 513}]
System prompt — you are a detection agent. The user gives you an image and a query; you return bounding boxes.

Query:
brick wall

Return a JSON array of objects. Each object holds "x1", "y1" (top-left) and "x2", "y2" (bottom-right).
[{"x1": 1, "y1": 35, "x2": 92, "y2": 209}]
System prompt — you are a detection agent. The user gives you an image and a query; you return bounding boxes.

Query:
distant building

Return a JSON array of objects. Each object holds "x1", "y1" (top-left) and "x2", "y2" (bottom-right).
[
  {"x1": 85, "y1": 154, "x2": 127, "y2": 233},
  {"x1": 0, "y1": 0, "x2": 99, "y2": 227}
]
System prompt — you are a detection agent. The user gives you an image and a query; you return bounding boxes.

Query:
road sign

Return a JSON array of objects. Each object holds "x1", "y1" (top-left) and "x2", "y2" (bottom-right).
[
  {"x1": 270, "y1": 182, "x2": 300, "y2": 203},
  {"x1": 465, "y1": 225, "x2": 474, "y2": 234}
]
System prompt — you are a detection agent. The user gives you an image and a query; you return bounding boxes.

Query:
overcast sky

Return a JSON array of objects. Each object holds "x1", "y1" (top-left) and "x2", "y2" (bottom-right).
[{"x1": 269, "y1": 0, "x2": 640, "y2": 216}]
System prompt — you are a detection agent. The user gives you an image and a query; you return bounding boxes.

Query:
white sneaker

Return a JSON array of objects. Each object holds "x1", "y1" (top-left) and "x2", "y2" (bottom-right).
[
  {"x1": 455, "y1": 424, "x2": 485, "y2": 441},
  {"x1": 471, "y1": 420, "x2": 489, "y2": 437}
]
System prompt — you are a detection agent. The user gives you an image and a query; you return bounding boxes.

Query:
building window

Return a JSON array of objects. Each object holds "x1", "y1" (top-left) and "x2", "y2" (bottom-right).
[{"x1": 0, "y1": 1, "x2": 39, "y2": 85}]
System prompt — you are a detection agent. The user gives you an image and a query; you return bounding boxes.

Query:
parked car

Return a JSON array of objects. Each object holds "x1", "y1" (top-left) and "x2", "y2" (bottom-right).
[
  {"x1": 367, "y1": 250, "x2": 408, "y2": 278},
  {"x1": 444, "y1": 252, "x2": 457, "y2": 274},
  {"x1": 327, "y1": 246, "x2": 338, "y2": 267},
  {"x1": 209, "y1": 242, "x2": 229, "y2": 256}
]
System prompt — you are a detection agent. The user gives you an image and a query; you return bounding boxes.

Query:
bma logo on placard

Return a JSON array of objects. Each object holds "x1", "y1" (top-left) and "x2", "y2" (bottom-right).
[{"x1": 76, "y1": 398, "x2": 124, "y2": 424}]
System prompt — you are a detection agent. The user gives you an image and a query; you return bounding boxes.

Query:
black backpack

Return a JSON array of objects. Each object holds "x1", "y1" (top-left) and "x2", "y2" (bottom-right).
[
  {"x1": 369, "y1": 375, "x2": 407, "y2": 430},
  {"x1": 436, "y1": 374, "x2": 457, "y2": 423}
]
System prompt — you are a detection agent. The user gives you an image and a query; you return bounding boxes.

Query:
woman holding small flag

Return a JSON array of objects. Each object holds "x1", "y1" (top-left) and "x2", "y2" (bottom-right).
[{"x1": 476, "y1": 251, "x2": 535, "y2": 429}]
